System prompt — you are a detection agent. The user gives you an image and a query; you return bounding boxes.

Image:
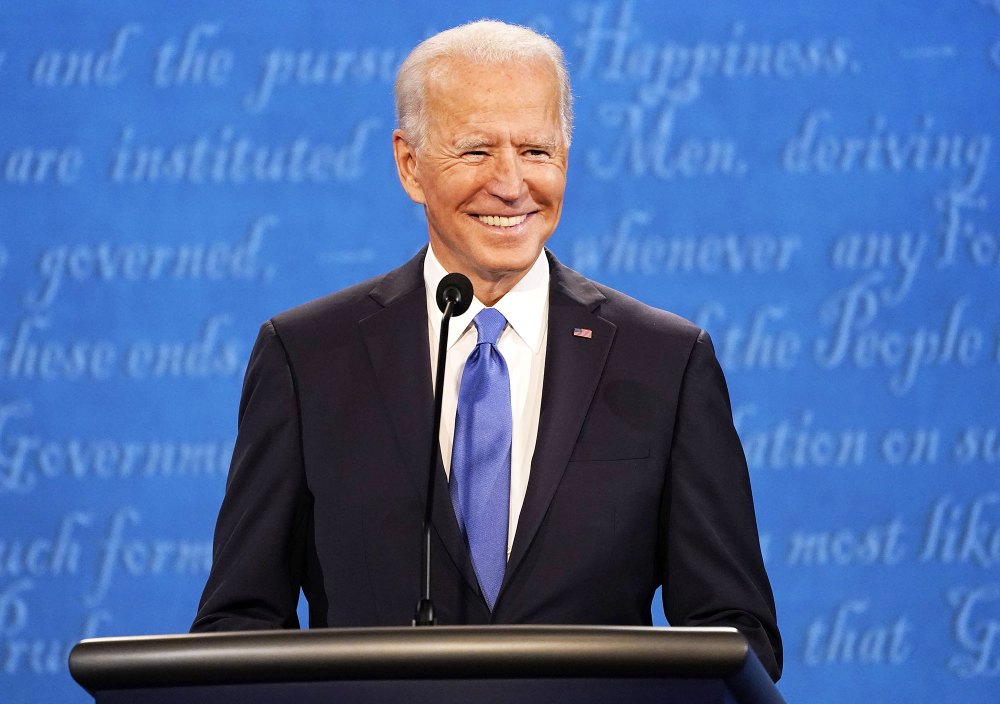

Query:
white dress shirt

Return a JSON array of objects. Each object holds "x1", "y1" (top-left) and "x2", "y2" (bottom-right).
[{"x1": 424, "y1": 246, "x2": 549, "y2": 555}]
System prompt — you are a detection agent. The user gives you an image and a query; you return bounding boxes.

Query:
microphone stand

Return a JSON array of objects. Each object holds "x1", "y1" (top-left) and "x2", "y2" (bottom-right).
[
  {"x1": 413, "y1": 298, "x2": 454, "y2": 626},
  {"x1": 414, "y1": 274, "x2": 471, "y2": 626}
]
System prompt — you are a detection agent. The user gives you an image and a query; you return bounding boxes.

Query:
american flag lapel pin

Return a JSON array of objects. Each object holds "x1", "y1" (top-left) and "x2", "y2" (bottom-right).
[{"x1": 573, "y1": 327, "x2": 593, "y2": 339}]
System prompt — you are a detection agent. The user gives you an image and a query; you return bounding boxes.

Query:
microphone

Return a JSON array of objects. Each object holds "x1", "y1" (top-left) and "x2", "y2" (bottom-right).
[
  {"x1": 414, "y1": 273, "x2": 473, "y2": 626},
  {"x1": 436, "y1": 272, "x2": 473, "y2": 316}
]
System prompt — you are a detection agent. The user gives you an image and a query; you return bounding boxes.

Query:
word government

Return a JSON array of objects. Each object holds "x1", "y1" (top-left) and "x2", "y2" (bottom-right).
[{"x1": 0, "y1": 401, "x2": 233, "y2": 493}]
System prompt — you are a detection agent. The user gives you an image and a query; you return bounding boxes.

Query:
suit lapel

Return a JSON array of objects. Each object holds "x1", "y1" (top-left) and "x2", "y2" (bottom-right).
[
  {"x1": 503, "y1": 253, "x2": 616, "y2": 588},
  {"x1": 359, "y1": 251, "x2": 480, "y2": 598}
]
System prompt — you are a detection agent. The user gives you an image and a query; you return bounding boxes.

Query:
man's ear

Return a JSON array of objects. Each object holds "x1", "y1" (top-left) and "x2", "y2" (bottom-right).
[{"x1": 392, "y1": 129, "x2": 425, "y2": 204}]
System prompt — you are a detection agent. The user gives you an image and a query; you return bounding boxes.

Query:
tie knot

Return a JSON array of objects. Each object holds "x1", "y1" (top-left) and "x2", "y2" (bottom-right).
[{"x1": 474, "y1": 308, "x2": 507, "y2": 346}]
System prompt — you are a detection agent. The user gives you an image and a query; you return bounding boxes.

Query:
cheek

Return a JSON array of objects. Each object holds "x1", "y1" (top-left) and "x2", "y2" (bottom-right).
[
  {"x1": 529, "y1": 168, "x2": 567, "y2": 202},
  {"x1": 426, "y1": 174, "x2": 483, "y2": 212}
]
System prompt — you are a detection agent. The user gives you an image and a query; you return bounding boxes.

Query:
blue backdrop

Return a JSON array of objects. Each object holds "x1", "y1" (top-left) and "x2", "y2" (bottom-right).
[{"x1": 1, "y1": 2, "x2": 998, "y2": 702}]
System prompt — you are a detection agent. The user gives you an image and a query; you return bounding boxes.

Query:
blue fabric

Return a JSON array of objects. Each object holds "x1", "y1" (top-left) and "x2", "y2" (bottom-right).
[{"x1": 449, "y1": 308, "x2": 512, "y2": 610}]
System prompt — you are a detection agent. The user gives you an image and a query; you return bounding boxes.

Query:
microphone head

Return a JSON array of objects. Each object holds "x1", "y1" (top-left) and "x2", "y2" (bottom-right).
[{"x1": 436, "y1": 273, "x2": 474, "y2": 316}]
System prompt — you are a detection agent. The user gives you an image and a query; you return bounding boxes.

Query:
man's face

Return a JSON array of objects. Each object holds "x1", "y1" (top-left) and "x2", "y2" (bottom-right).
[{"x1": 394, "y1": 58, "x2": 568, "y2": 299}]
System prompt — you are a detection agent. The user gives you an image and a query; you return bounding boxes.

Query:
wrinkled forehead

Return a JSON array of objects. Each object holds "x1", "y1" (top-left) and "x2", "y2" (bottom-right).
[
  {"x1": 424, "y1": 55, "x2": 561, "y2": 110},
  {"x1": 422, "y1": 56, "x2": 563, "y2": 137}
]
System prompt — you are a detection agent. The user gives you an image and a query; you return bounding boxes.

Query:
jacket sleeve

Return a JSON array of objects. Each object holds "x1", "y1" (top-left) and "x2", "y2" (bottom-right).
[
  {"x1": 191, "y1": 320, "x2": 311, "y2": 631},
  {"x1": 661, "y1": 329, "x2": 783, "y2": 680}
]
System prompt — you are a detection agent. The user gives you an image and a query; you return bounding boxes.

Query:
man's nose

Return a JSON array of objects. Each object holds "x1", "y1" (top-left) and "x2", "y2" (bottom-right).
[{"x1": 486, "y1": 150, "x2": 526, "y2": 202}]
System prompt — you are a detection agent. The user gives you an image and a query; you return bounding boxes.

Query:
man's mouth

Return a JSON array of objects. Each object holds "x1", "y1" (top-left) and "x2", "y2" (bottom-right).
[{"x1": 476, "y1": 214, "x2": 529, "y2": 228}]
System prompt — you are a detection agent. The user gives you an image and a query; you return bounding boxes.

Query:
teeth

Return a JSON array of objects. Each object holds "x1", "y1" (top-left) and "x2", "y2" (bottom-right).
[{"x1": 478, "y1": 214, "x2": 528, "y2": 228}]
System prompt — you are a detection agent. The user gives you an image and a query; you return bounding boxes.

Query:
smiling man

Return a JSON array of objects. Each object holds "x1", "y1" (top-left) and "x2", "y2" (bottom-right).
[
  {"x1": 393, "y1": 53, "x2": 568, "y2": 305},
  {"x1": 193, "y1": 20, "x2": 782, "y2": 682}
]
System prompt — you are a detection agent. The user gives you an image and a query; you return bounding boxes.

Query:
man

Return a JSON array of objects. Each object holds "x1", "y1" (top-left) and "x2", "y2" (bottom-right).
[{"x1": 192, "y1": 20, "x2": 782, "y2": 680}]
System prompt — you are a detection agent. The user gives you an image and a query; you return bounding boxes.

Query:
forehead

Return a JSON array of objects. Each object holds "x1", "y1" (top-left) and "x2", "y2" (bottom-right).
[{"x1": 422, "y1": 57, "x2": 562, "y2": 141}]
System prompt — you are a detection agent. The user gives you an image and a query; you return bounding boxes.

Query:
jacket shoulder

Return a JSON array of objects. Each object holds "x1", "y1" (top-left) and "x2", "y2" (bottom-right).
[
  {"x1": 269, "y1": 251, "x2": 425, "y2": 338},
  {"x1": 551, "y1": 253, "x2": 703, "y2": 344},
  {"x1": 594, "y1": 281, "x2": 701, "y2": 338},
  {"x1": 271, "y1": 275, "x2": 382, "y2": 333}
]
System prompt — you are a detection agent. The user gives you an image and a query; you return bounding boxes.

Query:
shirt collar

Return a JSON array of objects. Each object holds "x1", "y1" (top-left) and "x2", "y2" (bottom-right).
[{"x1": 423, "y1": 245, "x2": 549, "y2": 353}]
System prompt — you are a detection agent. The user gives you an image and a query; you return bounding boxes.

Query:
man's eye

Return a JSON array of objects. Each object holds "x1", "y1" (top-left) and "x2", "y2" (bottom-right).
[
  {"x1": 526, "y1": 149, "x2": 550, "y2": 158},
  {"x1": 464, "y1": 150, "x2": 488, "y2": 157}
]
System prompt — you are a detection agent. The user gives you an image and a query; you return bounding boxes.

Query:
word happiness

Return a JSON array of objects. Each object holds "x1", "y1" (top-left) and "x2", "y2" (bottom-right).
[{"x1": 573, "y1": 1, "x2": 856, "y2": 104}]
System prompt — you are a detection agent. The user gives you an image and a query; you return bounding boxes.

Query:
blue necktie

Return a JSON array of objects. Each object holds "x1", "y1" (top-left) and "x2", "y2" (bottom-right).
[{"x1": 450, "y1": 307, "x2": 511, "y2": 610}]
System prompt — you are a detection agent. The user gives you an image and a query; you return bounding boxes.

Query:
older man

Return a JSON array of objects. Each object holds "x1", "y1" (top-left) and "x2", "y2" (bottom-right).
[{"x1": 193, "y1": 20, "x2": 782, "y2": 680}]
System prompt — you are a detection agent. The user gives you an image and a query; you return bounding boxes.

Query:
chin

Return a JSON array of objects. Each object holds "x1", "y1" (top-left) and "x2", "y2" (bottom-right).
[{"x1": 480, "y1": 248, "x2": 542, "y2": 276}]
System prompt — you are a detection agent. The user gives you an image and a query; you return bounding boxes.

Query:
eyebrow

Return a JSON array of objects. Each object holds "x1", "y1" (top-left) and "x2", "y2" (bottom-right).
[
  {"x1": 452, "y1": 137, "x2": 561, "y2": 151},
  {"x1": 453, "y1": 137, "x2": 493, "y2": 151},
  {"x1": 523, "y1": 138, "x2": 560, "y2": 151}
]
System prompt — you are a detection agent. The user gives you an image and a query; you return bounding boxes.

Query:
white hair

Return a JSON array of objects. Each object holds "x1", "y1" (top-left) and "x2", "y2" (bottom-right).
[{"x1": 394, "y1": 19, "x2": 573, "y2": 149}]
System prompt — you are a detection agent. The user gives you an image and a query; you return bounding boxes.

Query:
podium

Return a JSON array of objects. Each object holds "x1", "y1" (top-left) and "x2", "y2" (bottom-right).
[{"x1": 69, "y1": 625, "x2": 785, "y2": 704}]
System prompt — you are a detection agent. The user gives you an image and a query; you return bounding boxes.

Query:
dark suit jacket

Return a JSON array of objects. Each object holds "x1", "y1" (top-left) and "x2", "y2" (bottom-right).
[{"x1": 192, "y1": 249, "x2": 782, "y2": 679}]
